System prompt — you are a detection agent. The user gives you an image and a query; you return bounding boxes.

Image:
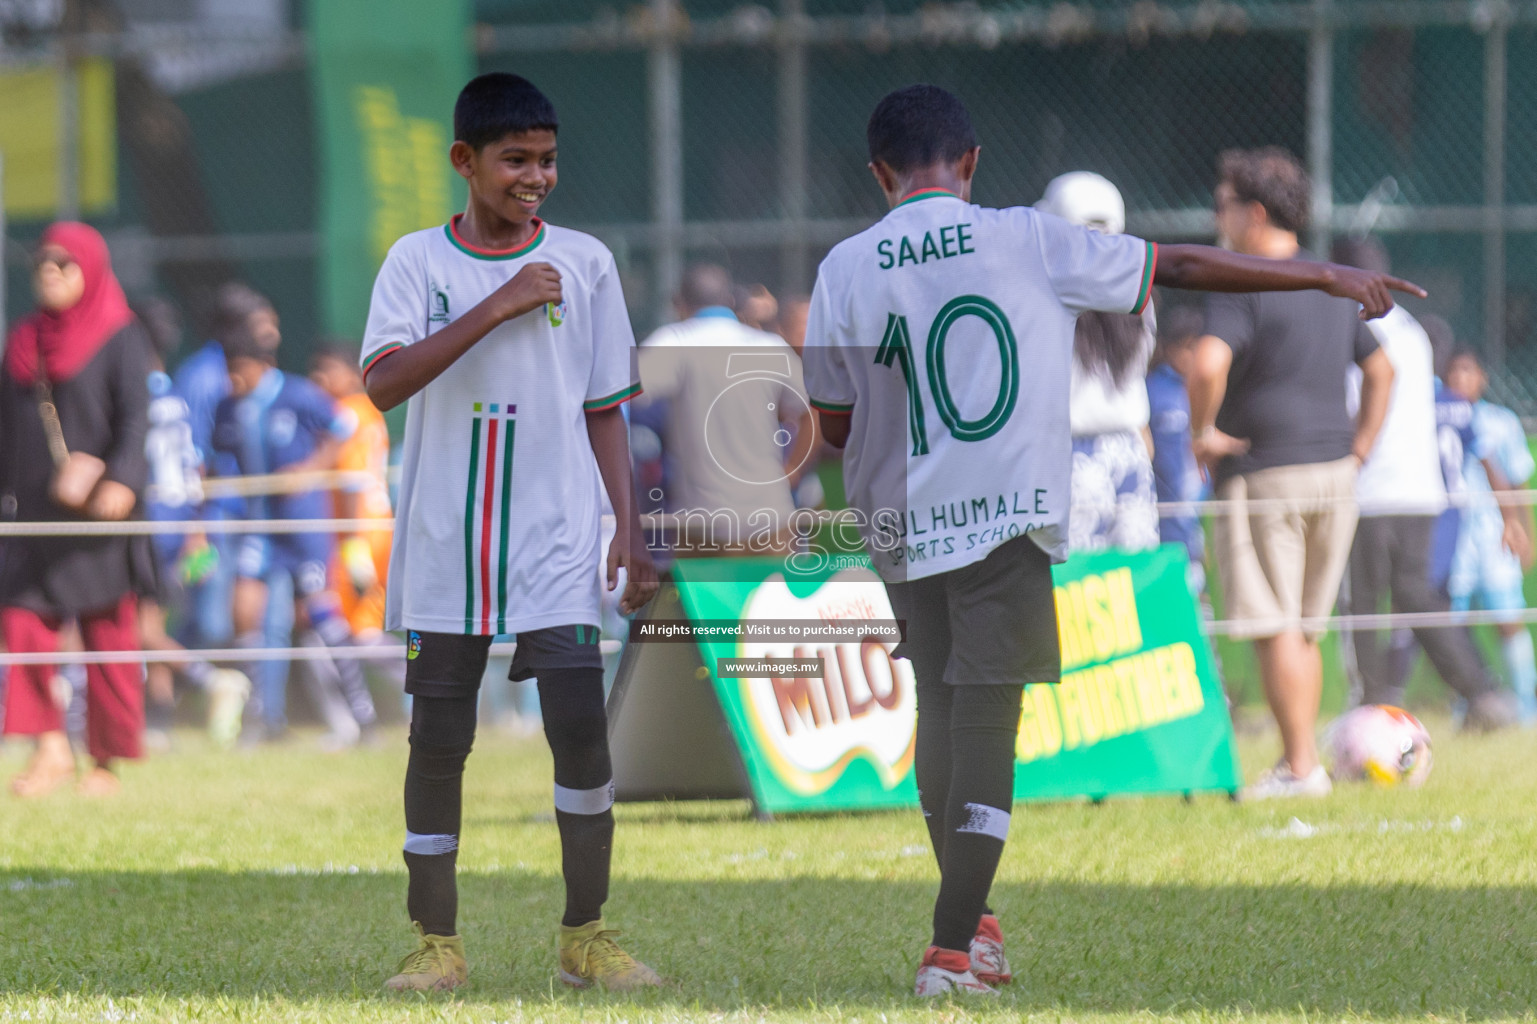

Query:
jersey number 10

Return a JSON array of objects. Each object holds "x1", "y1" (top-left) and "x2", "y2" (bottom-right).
[{"x1": 875, "y1": 294, "x2": 1020, "y2": 456}]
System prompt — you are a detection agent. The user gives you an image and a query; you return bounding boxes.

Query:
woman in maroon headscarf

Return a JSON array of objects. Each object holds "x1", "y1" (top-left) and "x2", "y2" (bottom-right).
[{"x1": 0, "y1": 222, "x2": 153, "y2": 797}]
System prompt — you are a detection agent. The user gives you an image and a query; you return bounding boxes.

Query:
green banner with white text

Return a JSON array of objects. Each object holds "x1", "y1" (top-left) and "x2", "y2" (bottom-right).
[
  {"x1": 308, "y1": 0, "x2": 470, "y2": 337},
  {"x1": 665, "y1": 545, "x2": 1240, "y2": 815}
]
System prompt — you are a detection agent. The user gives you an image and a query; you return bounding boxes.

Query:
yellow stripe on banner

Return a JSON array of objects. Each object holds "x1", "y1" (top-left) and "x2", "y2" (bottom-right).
[{"x1": 0, "y1": 58, "x2": 117, "y2": 217}]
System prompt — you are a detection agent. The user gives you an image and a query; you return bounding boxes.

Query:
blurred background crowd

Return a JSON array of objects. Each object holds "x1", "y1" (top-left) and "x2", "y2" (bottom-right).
[
  {"x1": 5, "y1": 146, "x2": 1534, "y2": 804},
  {"x1": 5, "y1": 0, "x2": 1537, "y2": 801}
]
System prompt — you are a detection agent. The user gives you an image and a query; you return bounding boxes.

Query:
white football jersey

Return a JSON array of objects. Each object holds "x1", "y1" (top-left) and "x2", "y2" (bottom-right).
[
  {"x1": 802, "y1": 188, "x2": 1153, "y2": 581},
  {"x1": 361, "y1": 216, "x2": 640, "y2": 635}
]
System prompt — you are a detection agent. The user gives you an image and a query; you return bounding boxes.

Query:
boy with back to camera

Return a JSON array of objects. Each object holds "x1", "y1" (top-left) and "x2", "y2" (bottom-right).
[
  {"x1": 361, "y1": 73, "x2": 659, "y2": 993},
  {"x1": 800, "y1": 84, "x2": 1423, "y2": 996}
]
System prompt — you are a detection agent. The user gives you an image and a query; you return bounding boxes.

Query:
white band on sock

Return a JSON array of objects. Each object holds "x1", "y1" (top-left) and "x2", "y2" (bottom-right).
[
  {"x1": 553, "y1": 780, "x2": 615, "y2": 815},
  {"x1": 955, "y1": 803, "x2": 1011, "y2": 841},
  {"x1": 403, "y1": 831, "x2": 458, "y2": 855}
]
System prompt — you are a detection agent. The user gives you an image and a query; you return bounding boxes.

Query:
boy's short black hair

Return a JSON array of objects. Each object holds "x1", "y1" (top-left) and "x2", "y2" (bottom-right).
[
  {"x1": 867, "y1": 84, "x2": 978, "y2": 174},
  {"x1": 221, "y1": 322, "x2": 276, "y2": 368},
  {"x1": 455, "y1": 72, "x2": 559, "y2": 150},
  {"x1": 1448, "y1": 346, "x2": 1485, "y2": 371},
  {"x1": 1218, "y1": 147, "x2": 1310, "y2": 234},
  {"x1": 311, "y1": 340, "x2": 361, "y2": 370},
  {"x1": 211, "y1": 282, "x2": 273, "y2": 346},
  {"x1": 131, "y1": 295, "x2": 183, "y2": 362}
]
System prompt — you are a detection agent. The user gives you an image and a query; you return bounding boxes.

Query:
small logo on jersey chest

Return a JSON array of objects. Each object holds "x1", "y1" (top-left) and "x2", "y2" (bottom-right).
[
  {"x1": 546, "y1": 299, "x2": 568, "y2": 327},
  {"x1": 430, "y1": 283, "x2": 451, "y2": 325},
  {"x1": 269, "y1": 409, "x2": 298, "y2": 447}
]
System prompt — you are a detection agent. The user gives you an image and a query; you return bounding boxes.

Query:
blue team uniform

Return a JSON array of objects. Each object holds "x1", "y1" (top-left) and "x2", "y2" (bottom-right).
[
  {"x1": 170, "y1": 341, "x2": 242, "y2": 646},
  {"x1": 173, "y1": 340, "x2": 231, "y2": 471},
  {"x1": 145, "y1": 370, "x2": 204, "y2": 568},
  {"x1": 1146, "y1": 362, "x2": 1205, "y2": 564},
  {"x1": 212, "y1": 368, "x2": 356, "y2": 597},
  {"x1": 1432, "y1": 383, "x2": 1481, "y2": 592},
  {"x1": 1449, "y1": 399, "x2": 1532, "y2": 611}
]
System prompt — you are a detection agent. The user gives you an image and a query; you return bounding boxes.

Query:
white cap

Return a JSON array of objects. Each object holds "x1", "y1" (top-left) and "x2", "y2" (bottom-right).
[{"x1": 1036, "y1": 171, "x2": 1126, "y2": 235}]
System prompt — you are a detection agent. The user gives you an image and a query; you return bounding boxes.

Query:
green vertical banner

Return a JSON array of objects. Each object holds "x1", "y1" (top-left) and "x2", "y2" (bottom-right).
[
  {"x1": 308, "y1": 0, "x2": 470, "y2": 336},
  {"x1": 1013, "y1": 545, "x2": 1242, "y2": 802}
]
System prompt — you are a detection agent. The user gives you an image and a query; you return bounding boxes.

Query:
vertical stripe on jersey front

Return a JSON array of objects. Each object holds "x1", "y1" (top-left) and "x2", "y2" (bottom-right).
[
  {"x1": 480, "y1": 418, "x2": 499, "y2": 634},
  {"x1": 461, "y1": 404, "x2": 518, "y2": 635},
  {"x1": 462, "y1": 415, "x2": 482, "y2": 632},
  {"x1": 497, "y1": 420, "x2": 515, "y2": 634}
]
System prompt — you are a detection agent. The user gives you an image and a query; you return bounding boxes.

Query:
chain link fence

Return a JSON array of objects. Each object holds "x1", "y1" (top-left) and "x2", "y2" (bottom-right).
[
  {"x1": 477, "y1": 0, "x2": 1537, "y2": 415},
  {"x1": 2, "y1": 1, "x2": 1535, "y2": 407}
]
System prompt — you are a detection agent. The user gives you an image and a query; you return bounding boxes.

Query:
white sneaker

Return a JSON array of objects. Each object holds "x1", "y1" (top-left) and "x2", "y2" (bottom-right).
[
  {"x1": 970, "y1": 914, "x2": 1011, "y2": 985},
  {"x1": 914, "y1": 947, "x2": 997, "y2": 997},
  {"x1": 206, "y1": 669, "x2": 250, "y2": 749},
  {"x1": 1242, "y1": 762, "x2": 1332, "y2": 801}
]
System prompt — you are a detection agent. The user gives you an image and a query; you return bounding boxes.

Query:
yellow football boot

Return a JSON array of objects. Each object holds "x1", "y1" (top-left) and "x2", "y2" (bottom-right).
[
  {"x1": 384, "y1": 923, "x2": 467, "y2": 992},
  {"x1": 558, "y1": 919, "x2": 662, "y2": 991}
]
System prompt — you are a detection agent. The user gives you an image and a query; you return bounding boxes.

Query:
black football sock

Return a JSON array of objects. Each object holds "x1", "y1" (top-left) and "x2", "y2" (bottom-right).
[
  {"x1": 916, "y1": 677, "x2": 995, "y2": 924},
  {"x1": 403, "y1": 693, "x2": 477, "y2": 936},
  {"x1": 914, "y1": 675, "x2": 954, "y2": 873},
  {"x1": 312, "y1": 612, "x2": 378, "y2": 727},
  {"x1": 234, "y1": 630, "x2": 263, "y2": 716},
  {"x1": 179, "y1": 658, "x2": 214, "y2": 691},
  {"x1": 931, "y1": 683, "x2": 1023, "y2": 953},
  {"x1": 537, "y1": 667, "x2": 614, "y2": 928}
]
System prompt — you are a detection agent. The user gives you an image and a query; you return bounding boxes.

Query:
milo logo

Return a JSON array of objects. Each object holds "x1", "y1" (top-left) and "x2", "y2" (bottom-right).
[{"x1": 736, "y1": 570, "x2": 917, "y2": 795}]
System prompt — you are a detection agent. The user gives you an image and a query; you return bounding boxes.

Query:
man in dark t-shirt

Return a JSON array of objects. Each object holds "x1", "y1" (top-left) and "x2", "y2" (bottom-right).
[
  {"x1": 1187, "y1": 147, "x2": 1395, "y2": 801},
  {"x1": 1204, "y1": 283, "x2": 1377, "y2": 483}
]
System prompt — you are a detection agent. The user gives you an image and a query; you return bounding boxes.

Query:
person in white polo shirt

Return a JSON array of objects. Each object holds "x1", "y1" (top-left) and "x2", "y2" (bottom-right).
[
  {"x1": 1332, "y1": 237, "x2": 1509, "y2": 726},
  {"x1": 635, "y1": 263, "x2": 817, "y2": 555}
]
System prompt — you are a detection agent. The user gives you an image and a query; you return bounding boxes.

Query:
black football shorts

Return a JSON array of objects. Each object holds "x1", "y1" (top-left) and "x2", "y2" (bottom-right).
[
  {"x1": 403, "y1": 624, "x2": 605, "y2": 697},
  {"x1": 884, "y1": 533, "x2": 1061, "y2": 687}
]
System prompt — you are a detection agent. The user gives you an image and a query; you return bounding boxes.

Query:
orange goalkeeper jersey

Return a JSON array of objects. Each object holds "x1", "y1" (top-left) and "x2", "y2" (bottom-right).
[{"x1": 334, "y1": 392, "x2": 393, "y2": 521}]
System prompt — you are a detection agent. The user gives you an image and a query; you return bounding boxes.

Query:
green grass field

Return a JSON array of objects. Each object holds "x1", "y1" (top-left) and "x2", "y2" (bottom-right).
[{"x1": 1, "y1": 717, "x2": 1534, "y2": 1023}]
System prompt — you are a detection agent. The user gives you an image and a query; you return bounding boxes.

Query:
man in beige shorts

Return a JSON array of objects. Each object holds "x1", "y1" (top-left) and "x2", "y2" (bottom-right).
[{"x1": 1188, "y1": 148, "x2": 1395, "y2": 799}]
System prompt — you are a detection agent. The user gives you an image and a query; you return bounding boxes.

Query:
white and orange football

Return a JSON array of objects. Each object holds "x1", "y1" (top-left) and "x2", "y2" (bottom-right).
[{"x1": 1326, "y1": 704, "x2": 1433, "y2": 787}]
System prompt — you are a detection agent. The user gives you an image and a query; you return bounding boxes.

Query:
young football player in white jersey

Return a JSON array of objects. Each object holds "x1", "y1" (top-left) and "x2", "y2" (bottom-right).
[
  {"x1": 801, "y1": 84, "x2": 1424, "y2": 997},
  {"x1": 360, "y1": 73, "x2": 660, "y2": 994}
]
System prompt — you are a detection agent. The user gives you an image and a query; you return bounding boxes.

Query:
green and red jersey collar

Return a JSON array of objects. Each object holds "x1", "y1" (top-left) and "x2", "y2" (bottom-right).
[
  {"x1": 893, "y1": 187, "x2": 962, "y2": 209},
  {"x1": 445, "y1": 213, "x2": 547, "y2": 260}
]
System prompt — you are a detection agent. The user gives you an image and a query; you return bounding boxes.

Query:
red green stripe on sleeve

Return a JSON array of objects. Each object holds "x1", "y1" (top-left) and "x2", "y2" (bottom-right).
[
  {"x1": 1132, "y1": 241, "x2": 1157, "y2": 316},
  {"x1": 583, "y1": 382, "x2": 643, "y2": 412},
  {"x1": 361, "y1": 342, "x2": 405, "y2": 379},
  {"x1": 810, "y1": 398, "x2": 854, "y2": 415}
]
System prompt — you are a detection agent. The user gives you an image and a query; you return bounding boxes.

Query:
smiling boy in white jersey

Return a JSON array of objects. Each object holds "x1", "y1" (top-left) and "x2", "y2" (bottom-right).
[
  {"x1": 801, "y1": 84, "x2": 1425, "y2": 997},
  {"x1": 360, "y1": 73, "x2": 659, "y2": 994}
]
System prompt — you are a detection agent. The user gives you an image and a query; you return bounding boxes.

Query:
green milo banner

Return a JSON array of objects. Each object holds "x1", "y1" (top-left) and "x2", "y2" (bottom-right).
[
  {"x1": 610, "y1": 545, "x2": 1240, "y2": 815},
  {"x1": 308, "y1": 0, "x2": 470, "y2": 337}
]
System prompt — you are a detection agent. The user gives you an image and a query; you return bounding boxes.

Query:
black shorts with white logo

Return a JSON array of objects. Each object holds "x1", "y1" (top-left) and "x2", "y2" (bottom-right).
[
  {"x1": 403, "y1": 624, "x2": 605, "y2": 698},
  {"x1": 884, "y1": 533, "x2": 1061, "y2": 688}
]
